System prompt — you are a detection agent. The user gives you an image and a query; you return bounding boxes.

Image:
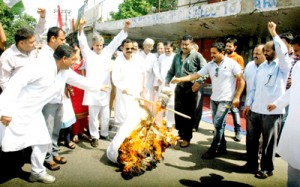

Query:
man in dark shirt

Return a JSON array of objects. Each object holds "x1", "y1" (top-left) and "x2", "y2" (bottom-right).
[{"x1": 165, "y1": 34, "x2": 207, "y2": 148}]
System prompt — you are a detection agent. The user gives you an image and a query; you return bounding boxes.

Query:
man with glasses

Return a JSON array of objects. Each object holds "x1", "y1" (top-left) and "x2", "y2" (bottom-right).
[
  {"x1": 171, "y1": 42, "x2": 245, "y2": 157},
  {"x1": 165, "y1": 34, "x2": 207, "y2": 148},
  {"x1": 78, "y1": 18, "x2": 131, "y2": 148}
]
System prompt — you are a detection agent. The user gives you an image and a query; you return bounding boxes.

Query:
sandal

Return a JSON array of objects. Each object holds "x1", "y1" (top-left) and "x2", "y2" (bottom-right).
[
  {"x1": 72, "y1": 135, "x2": 79, "y2": 143},
  {"x1": 53, "y1": 156, "x2": 67, "y2": 164},
  {"x1": 65, "y1": 141, "x2": 76, "y2": 149},
  {"x1": 44, "y1": 161, "x2": 60, "y2": 171}
]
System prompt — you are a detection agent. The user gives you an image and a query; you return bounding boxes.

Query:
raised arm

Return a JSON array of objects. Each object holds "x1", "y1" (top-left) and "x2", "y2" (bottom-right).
[
  {"x1": 268, "y1": 21, "x2": 291, "y2": 73},
  {"x1": 35, "y1": 8, "x2": 47, "y2": 43}
]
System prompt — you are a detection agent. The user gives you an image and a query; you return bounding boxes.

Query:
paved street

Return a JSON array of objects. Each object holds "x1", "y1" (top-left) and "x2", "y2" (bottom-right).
[{"x1": 0, "y1": 120, "x2": 287, "y2": 187}]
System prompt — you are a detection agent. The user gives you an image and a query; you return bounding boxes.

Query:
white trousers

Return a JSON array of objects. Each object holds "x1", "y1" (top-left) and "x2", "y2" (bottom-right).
[
  {"x1": 89, "y1": 105, "x2": 110, "y2": 139},
  {"x1": 31, "y1": 144, "x2": 49, "y2": 175}
]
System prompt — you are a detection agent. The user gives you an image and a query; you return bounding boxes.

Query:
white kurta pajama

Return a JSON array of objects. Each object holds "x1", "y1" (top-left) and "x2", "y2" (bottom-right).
[
  {"x1": 157, "y1": 53, "x2": 176, "y2": 127},
  {"x1": 78, "y1": 29, "x2": 127, "y2": 139},
  {"x1": 112, "y1": 53, "x2": 144, "y2": 125},
  {"x1": 273, "y1": 61, "x2": 300, "y2": 170},
  {"x1": 0, "y1": 56, "x2": 100, "y2": 175},
  {"x1": 108, "y1": 53, "x2": 145, "y2": 163},
  {"x1": 140, "y1": 51, "x2": 161, "y2": 102}
]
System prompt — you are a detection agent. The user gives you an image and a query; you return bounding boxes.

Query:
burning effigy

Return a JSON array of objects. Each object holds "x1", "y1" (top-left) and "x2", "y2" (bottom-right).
[{"x1": 107, "y1": 88, "x2": 188, "y2": 179}]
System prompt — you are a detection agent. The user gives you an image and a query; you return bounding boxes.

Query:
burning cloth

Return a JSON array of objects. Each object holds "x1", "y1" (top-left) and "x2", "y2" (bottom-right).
[{"x1": 107, "y1": 91, "x2": 178, "y2": 178}]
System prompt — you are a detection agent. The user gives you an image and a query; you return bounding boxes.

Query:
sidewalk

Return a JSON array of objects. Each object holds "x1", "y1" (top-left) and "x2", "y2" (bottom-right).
[{"x1": 0, "y1": 120, "x2": 287, "y2": 187}]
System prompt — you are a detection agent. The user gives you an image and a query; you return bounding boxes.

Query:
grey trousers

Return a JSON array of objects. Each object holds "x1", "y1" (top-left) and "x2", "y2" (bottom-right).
[{"x1": 42, "y1": 103, "x2": 63, "y2": 162}]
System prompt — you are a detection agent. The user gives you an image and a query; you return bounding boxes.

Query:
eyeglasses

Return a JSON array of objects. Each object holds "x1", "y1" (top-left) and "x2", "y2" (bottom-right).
[
  {"x1": 125, "y1": 47, "x2": 134, "y2": 51},
  {"x1": 215, "y1": 67, "x2": 219, "y2": 77}
]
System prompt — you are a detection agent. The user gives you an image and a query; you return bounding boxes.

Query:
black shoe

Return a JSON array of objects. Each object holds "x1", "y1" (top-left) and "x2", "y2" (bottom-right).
[
  {"x1": 239, "y1": 164, "x2": 258, "y2": 174},
  {"x1": 216, "y1": 147, "x2": 227, "y2": 156},
  {"x1": 91, "y1": 138, "x2": 99, "y2": 147},
  {"x1": 255, "y1": 170, "x2": 273, "y2": 179},
  {"x1": 201, "y1": 150, "x2": 217, "y2": 159}
]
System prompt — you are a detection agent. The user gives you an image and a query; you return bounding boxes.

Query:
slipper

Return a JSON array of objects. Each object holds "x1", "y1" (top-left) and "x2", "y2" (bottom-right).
[
  {"x1": 44, "y1": 161, "x2": 60, "y2": 171},
  {"x1": 72, "y1": 135, "x2": 79, "y2": 143},
  {"x1": 53, "y1": 156, "x2": 67, "y2": 164},
  {"x1": 65, "y1": 141, "x2": 76, "y2": 149}
]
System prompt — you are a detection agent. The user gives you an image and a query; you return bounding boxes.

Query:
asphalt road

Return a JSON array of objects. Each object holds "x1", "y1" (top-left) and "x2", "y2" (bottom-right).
[{"x1": 0, "y1": 120, "x2": 287, "y2": 187}]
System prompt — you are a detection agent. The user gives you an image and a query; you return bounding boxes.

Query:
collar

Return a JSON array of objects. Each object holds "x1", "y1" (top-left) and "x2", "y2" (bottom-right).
[{"x1": 11, "y1": 44, "x2": 29, "y2": 57}]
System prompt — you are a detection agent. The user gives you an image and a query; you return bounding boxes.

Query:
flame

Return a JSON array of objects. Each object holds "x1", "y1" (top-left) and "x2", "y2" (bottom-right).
[{"x1": 117, "y1": 102, "x2": 179, "y2": 179}]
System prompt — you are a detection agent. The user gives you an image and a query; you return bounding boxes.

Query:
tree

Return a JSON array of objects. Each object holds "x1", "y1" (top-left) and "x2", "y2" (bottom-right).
[
  {"x1": 110, "y1": 0, "x2": 177, "y2": 20},
  {"x1": 0, "y1": 1, "x2": 37, "y2": 47},
  {"x1": 148, "y1": 0, "x2": 177, "y2": 12}
]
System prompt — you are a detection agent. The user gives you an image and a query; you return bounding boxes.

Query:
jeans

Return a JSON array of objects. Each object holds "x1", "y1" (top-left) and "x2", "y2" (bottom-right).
[
  {"x1": 288, "y1": 164, "x2": 300, "y2": 187},
  {"x1": 230, "y1": 107, "x2": 241, "y2": 134},
  {"x1": 42, "y1": 103, "x2": 63, "y2": 162},
  {"x1": 209, "y1": 100, "x2": 231, "y2": 151},
  {"x1": 246, "y1": 111, "x2": 281, "y2": 172}
]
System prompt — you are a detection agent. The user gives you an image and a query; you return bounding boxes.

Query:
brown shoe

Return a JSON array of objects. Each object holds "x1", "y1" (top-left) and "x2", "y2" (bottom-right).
[
  {"x1": 53, "y1": 156, "x2": 67, "y2": 164},
  {"x1": 180, "y1": 140, "x2": 190, "y2": 148},
  {"x1": 44, "y1": 161, "x2": 60, "y2": 171}
]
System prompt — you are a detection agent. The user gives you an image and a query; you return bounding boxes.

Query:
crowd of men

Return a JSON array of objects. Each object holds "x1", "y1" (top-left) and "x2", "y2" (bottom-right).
[{"x1": 0, "y1": 8, "x2": 300, "y2": 187}]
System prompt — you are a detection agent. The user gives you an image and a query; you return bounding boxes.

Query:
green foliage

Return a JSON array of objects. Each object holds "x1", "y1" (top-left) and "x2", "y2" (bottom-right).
[
  {"x1": 110, "y1": 0, "x2": 177, "y2": 20},
  {"x1": 0, "y1": 1, "x2": 37, "y2": 47}
]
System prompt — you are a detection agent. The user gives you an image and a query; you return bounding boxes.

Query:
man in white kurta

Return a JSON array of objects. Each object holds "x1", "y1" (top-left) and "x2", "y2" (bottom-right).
[
  {"x1": 0, "y1": 45, "x2": 103, "y2": 183},
  {"x1": 78, "y1": 19, "x2": 130, "y2": 147},
  {"x1": 267, "y1": 36, "x2": 300, "y2": 186},
  {"x1": 112, "y1": 39, "x2": 144, "y2": 127},
  {"x1": 140, "y1": 38, "x2": 162, "y2": 105},
  {"x1": 108, "y1": 39, "x2": 145, "y2": 162},
  {"x1": 157, "y1": 41, "x2": 175, "y2": 128}
]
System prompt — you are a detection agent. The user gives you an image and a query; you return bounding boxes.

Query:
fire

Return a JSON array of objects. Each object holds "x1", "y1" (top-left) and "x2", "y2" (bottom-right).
[{"x1": 117, "y1": 102, "x2": 179, "y2": 179}]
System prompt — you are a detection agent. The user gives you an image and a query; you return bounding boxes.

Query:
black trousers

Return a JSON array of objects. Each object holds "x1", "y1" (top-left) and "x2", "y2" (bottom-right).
[
  {"x1": 174, "y1": 83, "x2": 197, "y2": 141},
  {"x1": 246, "y1": 111, "x2": 281, "y2": 172}
]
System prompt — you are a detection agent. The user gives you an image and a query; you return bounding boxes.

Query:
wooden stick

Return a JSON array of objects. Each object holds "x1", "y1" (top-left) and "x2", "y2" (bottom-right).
[{"x1": 131, "y1": 95, "x2": 191, "y2": 120}]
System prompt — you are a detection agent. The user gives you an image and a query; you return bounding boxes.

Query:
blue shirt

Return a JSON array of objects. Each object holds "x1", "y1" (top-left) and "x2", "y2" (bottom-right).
[{"x1": 247, "y1": 35, "x2": 291, "y2": 114}]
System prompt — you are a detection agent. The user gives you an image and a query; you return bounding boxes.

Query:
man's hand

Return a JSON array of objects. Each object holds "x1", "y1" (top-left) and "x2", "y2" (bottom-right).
[
  {"x1": 192, "y1": 82, "x2": 201, "y2": 92},
  {"x1": 123, "y1": 20, "x2": 131, "y2": 32},
  {"x1": 100, "y1": 85, "x2": 110, "y2": 92},
  {"x1": 1, "y1": 116, "x2": 12, "y2": 127},
  {"x1": 170, "y1": 77, "x2": 180, "y2": 84},
  {"x1": 122, "y1": 88, "x2": 129, "y2": 95},
  {"x1": 267, "y1": 103, "x2": 276, "y2": 111},
  {"x1": 232, "y1": 97, "x2": 240, "y2": 108},
  {"x1": 268, "y1": 21, "x2": 277, "y2": 37},
  {"x1": 243, "y1": 106, "x2": 251, "y2": 117},
  {"x1": 79, "y1": 18, "x2": 86, "y2": 28},
  {"x1": 37, "y1": 8, "x2": 46, "y2": 18}
]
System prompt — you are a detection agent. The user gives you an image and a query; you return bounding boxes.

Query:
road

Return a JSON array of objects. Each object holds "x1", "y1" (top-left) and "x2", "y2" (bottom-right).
[{"x1": 0, "y1": 120, "x2": 287, "y2": 187}]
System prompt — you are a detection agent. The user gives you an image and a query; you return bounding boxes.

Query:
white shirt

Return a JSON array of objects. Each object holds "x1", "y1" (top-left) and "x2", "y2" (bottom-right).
[
  {"x1": 244, "y1": 61, "x2": 259, "y2": 96},
  {"x1": 198, "y1": 56, "x2": 242, "y2": 102},
  {"x1": 78, "y1": 29, "x2": 127, "y2": 106},
  {"x1": 0, "y1": 18, "x2": 46, "y2": 90},
  {"x1": 247, "y1": 35, "x2": 291, "y2": 114}
]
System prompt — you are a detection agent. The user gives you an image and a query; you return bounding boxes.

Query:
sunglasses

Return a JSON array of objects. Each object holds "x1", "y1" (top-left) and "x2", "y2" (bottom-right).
[{"x1": 215, "y1": 67, "x2": 219, "y2": 77}]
